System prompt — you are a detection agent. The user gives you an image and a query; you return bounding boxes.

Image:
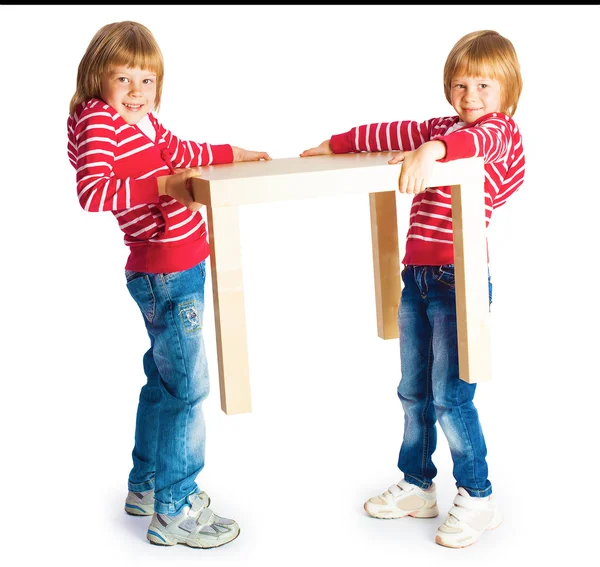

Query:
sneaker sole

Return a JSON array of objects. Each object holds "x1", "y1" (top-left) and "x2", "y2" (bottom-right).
[
  {"x1": 147, "y1": 526, "x2": 240, "y2": 549},
  {"x1": 364, "y1": 502, "x2": 439, "y2": 519},
  {"x1": 125, "y1": 504, "x2": 154, "y2": 516}
]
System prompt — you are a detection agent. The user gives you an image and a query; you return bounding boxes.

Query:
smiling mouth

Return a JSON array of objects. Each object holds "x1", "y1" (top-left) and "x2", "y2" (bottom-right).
[{"x1": 123, "y1": 103, "x2": 144, "y2": 110}]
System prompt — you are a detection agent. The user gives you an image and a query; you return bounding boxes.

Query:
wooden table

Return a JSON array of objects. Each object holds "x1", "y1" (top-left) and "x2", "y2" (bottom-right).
[{"x1": 192, "y1": 152, "x2": 489, "y2": 415}]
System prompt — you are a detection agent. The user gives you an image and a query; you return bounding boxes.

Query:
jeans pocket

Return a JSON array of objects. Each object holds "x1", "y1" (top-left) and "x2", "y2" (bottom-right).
[
  {"x1": 162, "y1": 269, "x2": 185, "y2": 283},
  {"x1": 126, "y1": 274, "x2": 156, "y2": 323},
  {"x1": 162, "y1": 261, "x2": 207, "y2": 301},
  {"x1": 125, "y1": 269, "x2": 144, "y2": 283},
  {"x1": 433, "y1": 265, "x2": 455, "y2": 289}
]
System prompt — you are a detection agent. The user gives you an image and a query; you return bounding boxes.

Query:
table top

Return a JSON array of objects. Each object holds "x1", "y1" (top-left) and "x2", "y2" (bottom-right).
[{"x1": 191, "y1": 152, "x2": 483, "y2": 207}]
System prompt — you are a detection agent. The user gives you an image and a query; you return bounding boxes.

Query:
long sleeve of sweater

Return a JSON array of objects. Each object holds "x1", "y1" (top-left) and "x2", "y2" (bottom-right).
[
  {"x1": 151, "y1": 115, "x2": 234, "y2": 168},
  {"x1": 436, "y1": 113, "x2": 520, "y2": 165}
]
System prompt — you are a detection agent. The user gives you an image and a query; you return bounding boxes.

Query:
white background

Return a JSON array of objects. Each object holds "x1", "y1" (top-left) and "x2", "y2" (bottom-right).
[{"x1": 1, "y1": 4, "x2": 598, "y2": 565}]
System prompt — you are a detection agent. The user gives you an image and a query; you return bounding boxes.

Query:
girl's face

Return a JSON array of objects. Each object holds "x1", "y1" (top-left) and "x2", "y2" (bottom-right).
[
  {"x1": 100, "y1": 65, "x2": 157, "y2": 124},
  {"x1": 450, "y1": 75, "x2": 502, "y2": 124}
]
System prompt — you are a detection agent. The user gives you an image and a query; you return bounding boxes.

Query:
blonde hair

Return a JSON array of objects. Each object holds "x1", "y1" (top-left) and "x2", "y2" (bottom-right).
[
  {"x1": 69, "y1": 21, "x2": 164, "y2": 116},
  {"x1": 443, "y1": 30, "x2": 522, "y2": 117}
]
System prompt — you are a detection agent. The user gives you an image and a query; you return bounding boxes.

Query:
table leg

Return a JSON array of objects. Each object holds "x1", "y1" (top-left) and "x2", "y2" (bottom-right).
[
  {"x1": 206, "y1": 205, "x2": 253, "y2": 414},
  {"x1": 451, "y1": 183, "x2": 492, "y2": 384},
  {"x1": 369, "y1": 191, "x2": 401, "y2": 340}
]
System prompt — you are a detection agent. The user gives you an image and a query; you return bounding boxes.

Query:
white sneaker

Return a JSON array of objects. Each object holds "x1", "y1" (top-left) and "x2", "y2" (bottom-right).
[
  {"x1": 125, "y1": 489, "x2": 209, "y2": 516},
  {"x1": 146, "y1": 492, "x2": 239, "y2": 548},
  {"x1": 125, "y1": 489, "x2": 155, "y2": 516},
  {"x1": 435, "y1": 487, "x2": 503, "y2": 548},
  {"x1": 364, "y1": 479, "x2": 439, "y2": 519}
]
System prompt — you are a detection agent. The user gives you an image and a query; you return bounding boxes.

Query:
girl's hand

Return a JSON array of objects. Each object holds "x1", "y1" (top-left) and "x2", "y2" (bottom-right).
[
  {"x1": 231, "y1": 146, "x2": 271, "y2": 162},
  {"x1": 300, "y1": 140, "x2": 332, "y2": 157},
  {"x1": 388, "y1": 150, "x2": 429, "y2": 195},
  {"x1": 157, "y1": 167, "x2": 204, "y2": 211},
  {"x1": 389, "y1": 141, "x2": 446, "y2": 195}
]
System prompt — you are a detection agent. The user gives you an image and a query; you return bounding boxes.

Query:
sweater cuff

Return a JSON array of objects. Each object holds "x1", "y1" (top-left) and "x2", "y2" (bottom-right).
[
  {"x1": 330, "y1": 132, "x2": 354, "y2": 154},
  {"x1": 436, "y1": 136, "x2": 467, "y2": 163},
  {"x1": 211, "y1": 144, "x2": 234, "y2": 164}
]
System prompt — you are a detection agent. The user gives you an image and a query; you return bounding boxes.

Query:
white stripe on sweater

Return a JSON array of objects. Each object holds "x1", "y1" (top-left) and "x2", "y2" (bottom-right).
[
  {"x1": 149, "y1": 218, "x2": 205, "y2": 242},
  {"x1": 115, "y1": 142, "x2": 155, "y2": 161},
  {"x1": 407, "y1": 233, "x2": 453, "y2": 243}
]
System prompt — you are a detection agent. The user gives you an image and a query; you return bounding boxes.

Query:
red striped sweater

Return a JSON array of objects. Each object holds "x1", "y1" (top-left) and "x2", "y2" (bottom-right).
[
  {"x1": 329, "y1": 112, "x2": 525, "y2": 265},
  {"x1": 67, "y1": 98, "x2": 234, "y2": 273}
]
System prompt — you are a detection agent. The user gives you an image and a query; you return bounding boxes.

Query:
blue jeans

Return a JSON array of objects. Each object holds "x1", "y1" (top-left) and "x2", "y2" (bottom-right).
[
  {"x1": 397, "y1": 265, "x2": 493, "y2": 498},
  {"x1": 125, "y1": 261, "x2": 209, "y2": 515}
]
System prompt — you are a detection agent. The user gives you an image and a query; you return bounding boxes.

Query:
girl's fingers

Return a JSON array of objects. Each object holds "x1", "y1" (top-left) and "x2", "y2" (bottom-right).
[{"x1": 388, "y1": 152, "x2": 405, "y2": 164}]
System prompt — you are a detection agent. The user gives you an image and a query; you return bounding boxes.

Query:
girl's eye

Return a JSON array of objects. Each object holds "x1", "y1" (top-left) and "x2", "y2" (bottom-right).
[
  {"x1": 480, "y1": 84, "x2": 488, "y2": 89},
  {"x1": 143, "y1": 79, "x2": 154, "y2": 85},
  {"x1": 118, "y1": 77, "x2": 129, "y2": 83}
]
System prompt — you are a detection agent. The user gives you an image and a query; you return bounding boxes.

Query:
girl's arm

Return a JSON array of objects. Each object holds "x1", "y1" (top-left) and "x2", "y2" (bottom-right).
[
  {"x1": 329, "y1": 119, "x2": 433, "y2": 153},
  {"x1": 390, "y1": 113, "x2": 520, "y2": 195},
  {"x1": 300, "y1": 117, "x2": 454, "y2": 157},
  {"x1": 436, "y1": 113, "x2": 517, "y2": 164},
  {"x1": 152, "y1": 116, "x2": 270, "y2": 166},
  {"x1": 152, "y1": 116, "x2": 234, "y2": 167}
]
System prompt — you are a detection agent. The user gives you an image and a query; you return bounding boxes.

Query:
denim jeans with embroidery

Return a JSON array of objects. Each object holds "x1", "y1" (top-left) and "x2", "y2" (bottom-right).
[
  {"x1": 125, "y1": 261, "x2": 209, "y2": 514},
  {"x1": 397, "y1": 264, "x2": 493, "y2": 498}
]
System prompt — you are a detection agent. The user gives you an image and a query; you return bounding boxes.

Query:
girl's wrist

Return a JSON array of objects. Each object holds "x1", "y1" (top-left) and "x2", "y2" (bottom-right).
[
  {"x1": 420, "y1": 140, "x2": 447, "y2": 161},
  {"x1": 157, "y1": 175, "x2": 168, "y2": 196}
]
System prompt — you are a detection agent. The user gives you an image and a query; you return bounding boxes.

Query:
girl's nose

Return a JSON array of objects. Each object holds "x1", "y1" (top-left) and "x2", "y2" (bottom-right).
[{"x1": 465, "y1": 86, "x2": 478, "y2": 99}]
